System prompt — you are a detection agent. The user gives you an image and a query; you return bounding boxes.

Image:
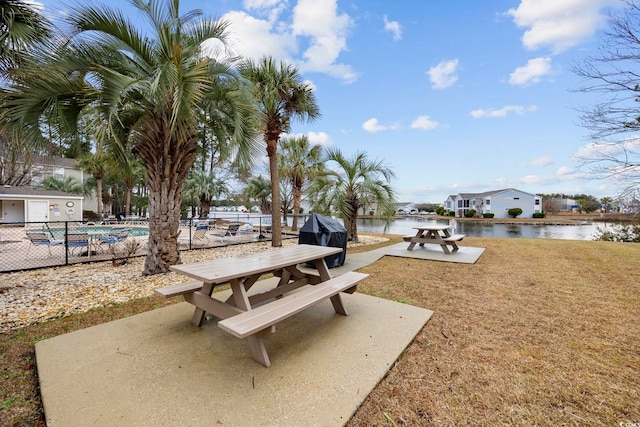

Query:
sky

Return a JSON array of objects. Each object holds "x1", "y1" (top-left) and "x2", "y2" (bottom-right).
[{"x1": 32, "y1": 0, "x2": 629, "y2": 204}]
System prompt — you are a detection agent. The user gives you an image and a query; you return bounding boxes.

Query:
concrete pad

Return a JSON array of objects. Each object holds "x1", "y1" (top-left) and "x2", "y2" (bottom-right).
[
  {"x1": 36, "y1": 279, "x2": 432, "y2": 427},
  {"x1": 379, "y1": 242, "x2": 485, "y2": 264}
]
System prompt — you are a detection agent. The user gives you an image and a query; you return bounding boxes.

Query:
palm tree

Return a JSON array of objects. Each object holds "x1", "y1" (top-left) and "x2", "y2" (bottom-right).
[
  {"x1": 245, "y1": 175, "x2": 272, "y2": 215},
  {"x1": 308, "y1": 149, "x2": 397, "y2": 242},
  {"x1": 278, "y1": 135, "x2": 324, "y2": 231},
  {"x1": 183, "y1": 170, "x2": 230, "y2": 219},
  {"x1": 2, "y1": 0, "x2": 258, "y2": 275},
  {"x1": 39, "y1": 176, "x2": 84, "y2": 194},
  {"x1": 0, "y1": 0, "x2": 51, "y2": 77},
  {"x1": 76, "y1": 152, "x2": 111, "y2": 219},
  {"x1": 239, "y1": 56, "x2": 320, "y2": 247}
]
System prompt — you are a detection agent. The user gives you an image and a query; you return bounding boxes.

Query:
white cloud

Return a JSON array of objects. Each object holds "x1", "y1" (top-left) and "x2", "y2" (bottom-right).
[
  {"x1": 521, "y1": 156, "x2": 554, "y2": 167},
  {"x1": 573, "y1": 137, "x2": 640, "y2": 159},
  {"x1": 506, "y1": 0, "x2": 613, "y2": 53},
  {"x1": 509, "y1": 57, "x2": 553, "y2": 86},
  {"x1": 411, "y1": 115, "x2": 440, "y2": 130},
  {"x1": 292, "y1": 0, "x2": 358, "y2": 83},
  {"x1": 557, "y1": 166, "x2": 574, "y2": 175},
  {"x1": 306, "y1": 131, "x2": 333, "y2": 147},
  {"x1": 362, "y1": 118, "x2": 399, "y2": 133},
  {"x1": 217, "y1": 11, "x2": 297, "y2": 60},
  {"x1": 362, "y1": 118, "x2": 387, "y2": 133},
  {"x1": 383, "y1": 15, "x2": 402, "y2": 41},
  {"x1": 470, "y1": 105, "x2": 538, "y2": 118},
  {"x1": 428, "y1": 59, "x2": 459, "y2": 90},
  {"x1": 216, "y1": 1, "x2": 358, "y2": 83}
]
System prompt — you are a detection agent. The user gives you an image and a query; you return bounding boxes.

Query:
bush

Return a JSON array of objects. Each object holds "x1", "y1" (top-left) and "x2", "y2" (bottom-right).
[
  {"x1": 507, "y1": 207, "x2": 523, "y2": 218},
  {"x1": 465, "y1": 209, "x2": 476, "y2": 218},
  {"x1": 533, "y1": 212, "x2": 545, "y2": 218},
  {"x1": 448, "y1": 210, "x2": 456, "y2": 216},
  {"x1": 593, "y1": 224, "x2": 640, "y2": 242},
  {"x1": 82, "y1": 210, "x2": 100, "y2": 221},
  {"x1": 482, "y1": 213, "x2": 494, "y2": 218}
]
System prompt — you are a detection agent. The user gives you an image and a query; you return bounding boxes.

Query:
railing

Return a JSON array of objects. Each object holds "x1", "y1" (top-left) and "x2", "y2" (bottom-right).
[{"x1": 0, "y1": 216, "x2": 293, "y2": 273}]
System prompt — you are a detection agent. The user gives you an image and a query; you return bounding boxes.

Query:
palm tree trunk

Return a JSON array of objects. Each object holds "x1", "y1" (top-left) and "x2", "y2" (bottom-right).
[
  {"x1": 136, "y1": 112, "x2": 197, "y2": 275},
  {"x1": 125, "y1": 187, "x2": 132, "y2": 217},
  {"x1": 291, "y1": 185, "x2": 302, "y2": 231},
  {"x1": 267, "y1": 137, "x2": 282, "y2": 247},
  {"x1": 144, "y1": 180, "x2": 182, "y2": 275},
  {"x1": 96, "y1": 178, "x2": 104, "y2": 219}
]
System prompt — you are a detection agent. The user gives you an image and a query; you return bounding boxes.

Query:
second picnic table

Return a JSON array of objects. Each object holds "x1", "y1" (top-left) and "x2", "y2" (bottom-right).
[
  {"x1": 158, "y1": 244, "x2": 368, "y2": 367},
  {"x1": 403, "y1": 225, "x2": 465, "y2": 254}
]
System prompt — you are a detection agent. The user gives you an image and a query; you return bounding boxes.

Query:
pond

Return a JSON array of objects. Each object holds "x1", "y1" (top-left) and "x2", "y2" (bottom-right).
[{"x1": 355, "y1": 217, "x2": 614, "y2": 241}]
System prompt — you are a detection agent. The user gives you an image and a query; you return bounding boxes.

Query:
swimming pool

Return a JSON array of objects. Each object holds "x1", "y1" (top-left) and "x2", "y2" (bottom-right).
[{"x1": 46, "y1": 226, "x2": 149, "y2": 239}]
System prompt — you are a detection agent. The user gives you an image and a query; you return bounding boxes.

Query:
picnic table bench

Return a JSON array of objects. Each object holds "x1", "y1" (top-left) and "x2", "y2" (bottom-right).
[
  {"x1": 403, "y1": 225, "x2": 465, "y2": 254},
  {"x1": 158, "y1": 244, "x2": 368, "y2": 367}
]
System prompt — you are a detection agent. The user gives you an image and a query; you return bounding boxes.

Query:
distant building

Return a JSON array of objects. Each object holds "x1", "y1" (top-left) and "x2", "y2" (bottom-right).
[{"x1": 445, "y1": 188, "x2": 542, "y2": 218}]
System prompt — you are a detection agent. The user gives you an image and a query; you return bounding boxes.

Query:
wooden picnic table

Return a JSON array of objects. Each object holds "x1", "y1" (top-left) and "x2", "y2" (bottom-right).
[
  {"x1": 403, "y1": 225, "x2": 466, "y2": 254},
  {"x1": 160, "y1": 244, "x2": 368, "y2": 367}
]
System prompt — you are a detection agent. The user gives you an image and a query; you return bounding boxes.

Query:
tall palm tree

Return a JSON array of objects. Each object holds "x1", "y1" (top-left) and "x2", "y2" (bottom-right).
[
  {"x1": 308, "y1": 149, "x2": 397, "y2": 242},
  {"x1": 76, "y1": 151, "x2": 111, "y2": 219},
  {"x1": 278, "y1": 135, "x2": 324, "y2": 231},
  {"x1": 239, "y1": 56, "x2": 320, "y2": 246},
  {"x1": 2, "y1": 0, "x2": 258, "y2": 275}
]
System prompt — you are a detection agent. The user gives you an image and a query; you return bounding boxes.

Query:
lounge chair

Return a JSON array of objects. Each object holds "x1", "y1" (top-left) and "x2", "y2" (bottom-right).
[
  {"x1": 26, "y1": 231, "x2": 64, "y2": 257},
  {"x1": 178, "y1": 224, "x2": 210, "y2": 248},
  {"x1": 99, "y1": 228, "x2": 131, "y2": 251},
  {"x1": 67, "y1": 232, "x2": 91, "y2": 258}
]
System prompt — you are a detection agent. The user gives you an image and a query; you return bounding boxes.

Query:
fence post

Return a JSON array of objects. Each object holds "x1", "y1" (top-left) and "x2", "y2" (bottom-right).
[{"x1": 64, "y1": 221, "x2": 69, "y2": 265}]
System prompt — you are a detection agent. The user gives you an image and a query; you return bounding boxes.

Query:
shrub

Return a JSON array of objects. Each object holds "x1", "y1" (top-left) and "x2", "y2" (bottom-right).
[
  {"x1": 533, "y1": 212, "x2": 545, "y2": 218},
  {"x1": 482, "y1": 213, "x2": 494, "y2": 218},
  {"x1": 448, "y1": 210, "x2": 455, "y2": 216},
  {"x1": 465, "y1": 209, "x2": 476, "y2": 218},
  {"x1": 82, "y1": 210, "x2": 100, "y2": 221},
  {"x1": 507, "y1": 207, "x2": 523, "y2": 218},
  {"x1": 593, "y1": 224, "x2": 640, "y2": 242}
]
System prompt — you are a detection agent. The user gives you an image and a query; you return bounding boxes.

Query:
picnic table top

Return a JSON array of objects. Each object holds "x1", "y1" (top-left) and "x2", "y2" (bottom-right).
[
  {"x1": 413, "y1": 224, "x2": 451, "y2": 231},
  {"x1": 169, "y1": 244, "x2": 342, "y2": 284}
]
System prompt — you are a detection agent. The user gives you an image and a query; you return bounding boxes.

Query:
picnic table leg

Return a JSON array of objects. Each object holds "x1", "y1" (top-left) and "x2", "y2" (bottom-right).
[
  {"x1": 246, "y1": 330, "x2": 272, "y2": 367},
  {"x1": 312, "y1": 257, "x2": 349, "y2": 315},
  {"x1": 407, "y1": 229, "x2": 424, "y2": 250},
  {"x1": 191, "y1": 282, "x2": 214, "y2": 326},
  {"x1": 229, "y1": 278, "x2": 274, "y2": 367}
]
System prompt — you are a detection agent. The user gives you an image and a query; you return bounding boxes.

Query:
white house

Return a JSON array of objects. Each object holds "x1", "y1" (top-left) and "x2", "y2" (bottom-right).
[{"x1": 446, "y1": 188, "x2": 542, "y2": 218}]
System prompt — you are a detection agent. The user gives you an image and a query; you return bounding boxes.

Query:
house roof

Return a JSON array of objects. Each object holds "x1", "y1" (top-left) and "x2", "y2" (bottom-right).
[{"x1": 0, "y1": 186, "x2": 82, "y2": 199}]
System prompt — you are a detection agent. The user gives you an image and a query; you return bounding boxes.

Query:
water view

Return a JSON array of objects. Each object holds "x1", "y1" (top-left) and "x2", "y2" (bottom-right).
[{"x1": 356, "y1": 217, "x2": 612, "y2": 241}]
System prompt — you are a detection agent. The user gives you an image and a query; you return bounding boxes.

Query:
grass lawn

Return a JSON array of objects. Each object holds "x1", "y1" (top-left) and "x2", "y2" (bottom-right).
[{"x1": 1, "y1": 236, "x2": 639, "y2": 426}]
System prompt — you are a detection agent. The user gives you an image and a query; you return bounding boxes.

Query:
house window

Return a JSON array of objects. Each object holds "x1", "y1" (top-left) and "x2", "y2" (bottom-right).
[
  {"x1": 535, "y1": 199, "x2": 540, "y2": 205},
  {"x1": 458, "y1": 200, "x2": 462, "y2": 208},
  {"x1": 52, "y1": 167, "x2": 65, "y2": 180},
  {"x1": 463, "y1": 199, "x2": 470, "y2": 208},
  {"x1": 486, "y1": 199, "x2": 490, "y2": 205},
  {"x1": 513, "y1": 197, "x2": 520, "y2": 200}
]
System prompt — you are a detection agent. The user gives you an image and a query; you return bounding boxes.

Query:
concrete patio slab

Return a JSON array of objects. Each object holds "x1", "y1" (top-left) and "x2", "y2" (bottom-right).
[
  {"x1": 379, "y1": 242, "x2": 485, "y2": 264},
  {"x1": 36, "y1": 278, "x2": 433, "y2": 427}
]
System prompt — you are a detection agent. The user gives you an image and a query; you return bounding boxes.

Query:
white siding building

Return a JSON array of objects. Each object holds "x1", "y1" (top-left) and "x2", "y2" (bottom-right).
[{"x1": 446, "y1": 188, "x2": 542, "y2": 218}]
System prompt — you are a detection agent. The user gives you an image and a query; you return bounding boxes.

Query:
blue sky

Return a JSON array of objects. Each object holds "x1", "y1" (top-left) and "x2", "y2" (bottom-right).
[{"x1": 34, "y1": 0, "x2": 627, "y2": 204}]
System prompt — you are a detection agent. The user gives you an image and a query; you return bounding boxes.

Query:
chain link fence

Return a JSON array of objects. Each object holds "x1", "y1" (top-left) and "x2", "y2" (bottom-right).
[{"x1": 0, "y1": 215, "x2": 298, "y2": 273}]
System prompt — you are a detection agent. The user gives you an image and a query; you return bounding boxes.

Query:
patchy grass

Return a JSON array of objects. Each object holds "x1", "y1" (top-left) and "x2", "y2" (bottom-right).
[{"x1": 1, "y1": 236, "x2": 639, "y2": 426}]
